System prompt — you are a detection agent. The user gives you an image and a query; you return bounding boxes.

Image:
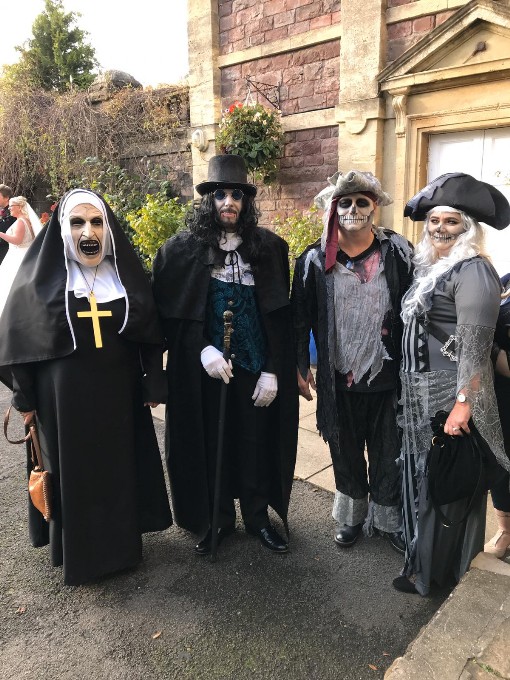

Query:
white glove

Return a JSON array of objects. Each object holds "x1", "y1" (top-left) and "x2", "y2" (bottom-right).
[
  {"x1": 200, "y1": 345, "x2": 233, "y2": 384},
  {"x1": 252, "y1": 372, "x2": 278, "y2": 407}
]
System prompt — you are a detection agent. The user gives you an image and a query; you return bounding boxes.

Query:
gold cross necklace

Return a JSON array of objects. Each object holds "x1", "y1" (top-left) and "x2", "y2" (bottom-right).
[{"x1": 75, "y1": 263, "x2": 112, "y2": 348}]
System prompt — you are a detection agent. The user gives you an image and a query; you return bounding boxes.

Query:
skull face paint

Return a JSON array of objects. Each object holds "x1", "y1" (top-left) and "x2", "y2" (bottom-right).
[
  {"x1": 426, "y1": 209, "x2": 465, "y2": 257},
  {"x1": 336, "y1": 193, "x2": 375, "y2": 231},
  {"x1": 69, "y1": 204, "x2": 104, "y2": 267}
]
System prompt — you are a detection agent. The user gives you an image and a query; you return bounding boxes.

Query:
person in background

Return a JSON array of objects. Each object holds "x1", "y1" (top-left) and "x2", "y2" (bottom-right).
[
  {"x1": 485, "y1": 273, "x2": 510, "y2": 559},
  {"x1": 393, "y1": 172, "x2": 510, "y2": 595},
  {"x1": 0, "y1": 196, "x2": 43, "y2": 317},
  {"x1": 0, "y1": 189, "x2": 172, "y2": 586},
  {"x1": 152, "y1": 154, "x2": 298, "y2": 556},
  {"x1": 0, "y1": 184, "x2": 16, "y2": 265},
  {"x1": 291, "y1": 170, "x2": 414, "y2": 554}
]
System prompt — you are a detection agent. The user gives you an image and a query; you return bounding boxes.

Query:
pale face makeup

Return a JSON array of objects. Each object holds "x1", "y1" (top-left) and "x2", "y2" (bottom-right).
[
  {"x1": 214, "y1": 188, "x2": 243, "y2": 232},
  {"x1": 69, "y1": 203, "x2": 104, "y2": 267},
  {"x1": 427, "y1": 210, "x2": 465, "y2": 256},
  {"x1": 336, "y1": 193, "x2": 375, "y2": 231}
]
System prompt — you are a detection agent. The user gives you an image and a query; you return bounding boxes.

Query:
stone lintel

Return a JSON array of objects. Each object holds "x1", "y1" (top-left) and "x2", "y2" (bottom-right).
[
  {"x1": 381, "y1": 58, "x2": 510, "y2": 92},
  {"x1": 281, "y1": 108, "x2": 337, "y2": 132},
  {"x1": 216, "y1": 24, "x2": 342, "y2": 69},
  {"x1": 386, "y1": 0, "x2": 465, "y2": 25},
  {"x1": 380, "y1": 0, "x2": 510, "y2": 83}
]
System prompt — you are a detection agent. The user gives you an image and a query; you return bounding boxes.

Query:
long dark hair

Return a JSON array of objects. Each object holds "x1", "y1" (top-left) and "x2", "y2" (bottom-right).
[{"x1": 185, "y1": 192, "x2": 264, "y2": 263}]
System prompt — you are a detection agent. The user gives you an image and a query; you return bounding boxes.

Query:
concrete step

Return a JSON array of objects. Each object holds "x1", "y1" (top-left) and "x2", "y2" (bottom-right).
[{"x1": 385, "y1": 555, "x2": 510, "y2": 680}]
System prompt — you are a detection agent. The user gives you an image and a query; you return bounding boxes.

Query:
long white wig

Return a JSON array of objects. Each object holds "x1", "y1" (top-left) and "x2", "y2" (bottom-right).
[{"x1": 401, "y1": 207, "x2": 489, "y2": 323}]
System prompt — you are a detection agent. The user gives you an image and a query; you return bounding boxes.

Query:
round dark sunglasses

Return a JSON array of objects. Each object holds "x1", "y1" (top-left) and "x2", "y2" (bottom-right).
[{"x1": 213, "y1": 188, "x2": 244, "y2": 201}]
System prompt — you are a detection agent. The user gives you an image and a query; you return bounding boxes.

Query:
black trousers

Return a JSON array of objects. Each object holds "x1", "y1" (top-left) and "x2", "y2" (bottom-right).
[
  {"x1": 331, "y1": 386, "x2": 400, "y2": 506},
  {"x1": 202, "y1": 365, "x2": 271, "y2": 531}
]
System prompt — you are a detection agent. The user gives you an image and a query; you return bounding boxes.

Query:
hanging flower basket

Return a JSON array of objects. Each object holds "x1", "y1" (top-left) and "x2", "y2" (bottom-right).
[{"x1": 215, "y1": 102, "x2": 284, "y2": 185}]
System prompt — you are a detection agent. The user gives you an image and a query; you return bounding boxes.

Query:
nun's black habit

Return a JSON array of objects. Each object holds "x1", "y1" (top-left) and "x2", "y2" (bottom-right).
[{"x1": 0, "y1": 190, "x2": 172, "y2": 586}]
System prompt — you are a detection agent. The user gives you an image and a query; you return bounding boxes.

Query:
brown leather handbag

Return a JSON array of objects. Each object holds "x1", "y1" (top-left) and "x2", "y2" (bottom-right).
[{"x1": 4, "y1": 406, "x2": 52, "y2": 521}]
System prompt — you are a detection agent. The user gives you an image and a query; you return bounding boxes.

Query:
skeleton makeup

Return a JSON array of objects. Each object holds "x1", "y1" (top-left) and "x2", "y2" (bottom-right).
[
  {"x1": 426, "y1": 206, "x2": 466, "y2": 256},
  {"x1": 336, "y1": 193, "x2": 376, "y2": 231}
]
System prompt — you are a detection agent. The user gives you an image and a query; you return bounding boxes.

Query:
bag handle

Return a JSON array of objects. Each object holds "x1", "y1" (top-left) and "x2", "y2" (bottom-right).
[
  {"x1": 428, "y1": 430, "x2": 485, "y2": 528},
  {"x1": 28, "y1": 422, "x2": 44, "y2": 470},
  {"x1": 3, "y1": 405, "x2": 30, "y2": 444},
  {"x1": 3, "y1": 406, "x2": 44, "y2": 471}
]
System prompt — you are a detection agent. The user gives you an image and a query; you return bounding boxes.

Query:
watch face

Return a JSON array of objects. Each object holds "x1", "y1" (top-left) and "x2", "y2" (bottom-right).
[{"x1": 457, "y1": 393, "x2": 467, "y2": 402}]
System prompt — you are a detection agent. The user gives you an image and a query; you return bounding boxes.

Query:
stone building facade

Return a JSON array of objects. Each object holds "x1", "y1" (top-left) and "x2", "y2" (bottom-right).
[{"x1": 188, "y1": 0, "x2": 510, "y2": 238}]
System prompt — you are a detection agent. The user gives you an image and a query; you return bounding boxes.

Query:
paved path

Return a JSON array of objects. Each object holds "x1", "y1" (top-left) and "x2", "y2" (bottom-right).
[{"x1": 1, "y1": 386, "x2": 448, "y2": 680}]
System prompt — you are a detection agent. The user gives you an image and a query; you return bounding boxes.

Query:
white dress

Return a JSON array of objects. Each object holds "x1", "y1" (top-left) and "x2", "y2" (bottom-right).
[{"x1": 0, "y1": 218, "x2": 35, "y2": 317}]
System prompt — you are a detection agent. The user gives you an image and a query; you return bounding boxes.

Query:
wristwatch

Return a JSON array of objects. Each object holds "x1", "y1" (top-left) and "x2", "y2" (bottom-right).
[{"x1": 456, "y1": 393, "x2": 467, "y2": 403}]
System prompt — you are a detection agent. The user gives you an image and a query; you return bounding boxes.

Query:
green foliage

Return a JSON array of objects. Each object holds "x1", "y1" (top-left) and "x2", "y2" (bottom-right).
[
  {"x1": 215, "y1": 102, "x2": 284, "y2": 185},
  {"x1": 127, "y1": 194, "x2": 189, "y2": 269},
  {"x1": 71, "y1": 157, "x2": 179, "y2": 267},
  {"x1": 273, "y1": 205, "x2": 323, "y2": 279},
  {"x1": 76, "y1": 158, "x2": 168, "y2": 219},
  {"x1": 7, "y1": 0, "x2": 97, "y2": 92}
]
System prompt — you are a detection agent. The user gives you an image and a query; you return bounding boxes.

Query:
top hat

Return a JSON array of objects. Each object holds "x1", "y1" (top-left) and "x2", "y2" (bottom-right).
[
  {"x1": 195, "y1": 154, "x2": 257, "y2": 197},
  {"x1": 314, "y1": 170, "x2": 393, "y2": 210},
  {"x1": 404, "y1": 172, "x2": 510, "y2": 229}
]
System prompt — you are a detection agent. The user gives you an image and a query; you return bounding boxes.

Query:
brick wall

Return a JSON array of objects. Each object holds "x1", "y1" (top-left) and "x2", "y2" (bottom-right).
[
  {"x1": 218, "y1": 0, "x2": 340, "y2": 226},
  {"x1": 221, "y1": 41, "x2": 339, "y2": 115},
  {"x1": 219, "y1": 0, "x2": 340, "y2": 55},
  {"x1": 257, "y1": 126, "x2": 339, "y2": 226},
  {"x1": 387, "y1": 9, "x2": 455, "y2": 62}
]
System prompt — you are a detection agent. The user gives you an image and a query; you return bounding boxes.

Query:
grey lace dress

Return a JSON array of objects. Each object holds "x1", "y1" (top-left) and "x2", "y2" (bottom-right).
[{"x1": 400, "y1": 256, "x2": 509, "y2": 595}]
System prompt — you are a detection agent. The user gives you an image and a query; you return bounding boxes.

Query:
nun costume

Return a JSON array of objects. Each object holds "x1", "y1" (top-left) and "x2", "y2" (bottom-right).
[{"x1": 0, "y1": 189, "x2": 172, "y2": 586}]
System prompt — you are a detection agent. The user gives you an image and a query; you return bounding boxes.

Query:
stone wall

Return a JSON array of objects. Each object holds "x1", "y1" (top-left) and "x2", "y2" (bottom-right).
[
  {"x1": 221, "y1": 41, "x2": 339, "y2": 116},
  {"x1": 257, "y1": 126, "x2": 338, "y2": 226},
  {"x1": 218, "y1": 0, "x2": 340, "y2": 54},
  {"x1": 116, "y1": 87, "x2": 193, "y2": 203}
]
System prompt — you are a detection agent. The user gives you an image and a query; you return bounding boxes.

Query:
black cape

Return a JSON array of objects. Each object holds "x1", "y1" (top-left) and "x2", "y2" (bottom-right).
[
  {"x1": 152, "y1": 229, "x2": 298, "y2": 536},
  {"x1": 0, "y1": 191, "x2": 172, "y2": 585}
]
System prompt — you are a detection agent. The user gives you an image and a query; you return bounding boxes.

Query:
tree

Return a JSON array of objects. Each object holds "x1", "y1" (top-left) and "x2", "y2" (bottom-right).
[{"x1": 6, "y1": 0, "x2": 97, "y2": 92}]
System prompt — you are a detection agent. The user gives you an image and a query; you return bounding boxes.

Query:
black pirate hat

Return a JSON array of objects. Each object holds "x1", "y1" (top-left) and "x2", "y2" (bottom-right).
[
  {"x1": 404, "y1": 172, "x2": 510, "y2": 229},
  {"x1": 195, "y1": 154, "x2": 257, "y2": 197}
]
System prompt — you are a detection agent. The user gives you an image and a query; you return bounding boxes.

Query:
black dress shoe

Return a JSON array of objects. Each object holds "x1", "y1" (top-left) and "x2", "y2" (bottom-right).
[
  {"x1": 392, "y1": 575, "x2": 418, "y2": 594},
  {"x1": 246, "y1": 524, "x2": 289, "y2": 553},
  {"x1": 334, "y1": 523, "x2": 362, "y2": 547},
  {"x1": 194, "y1": 525, "x2": 235, "y2": 556},
  {"x1": 382, "y1": 530, "x2": 406, "y2": 555}
]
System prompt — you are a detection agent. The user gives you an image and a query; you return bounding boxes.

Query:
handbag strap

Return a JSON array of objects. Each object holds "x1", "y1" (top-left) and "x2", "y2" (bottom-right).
[
  {"x1": 424, "y1": 319, "x2": 451, "y2": 345},
  {"x1": 425, "y1": 319, "x2": 457, "y2": 354},
  {"x1": 3, "y1": 406, "x2": 30, "y2": 444},
  {"x1": 428, "y1": 431, "x2": 485, "y2": 528},
  {"x1": 28, "y1": 423, "x2": 44, "y2": 470}
]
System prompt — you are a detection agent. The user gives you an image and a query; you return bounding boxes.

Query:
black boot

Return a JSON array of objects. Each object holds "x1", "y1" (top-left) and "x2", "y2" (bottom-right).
[{"x1": 334, "y1": 523, "x2": 362, "y2": 547}]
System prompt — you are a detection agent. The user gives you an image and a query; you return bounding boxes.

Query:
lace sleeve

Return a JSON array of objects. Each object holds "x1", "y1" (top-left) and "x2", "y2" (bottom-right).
[
  {"x1": 456, "y1": 323, "x2": 507, "y2": 469},
  {"x1": 456, "y1": 324, "x2": 495, "y2": 404}
]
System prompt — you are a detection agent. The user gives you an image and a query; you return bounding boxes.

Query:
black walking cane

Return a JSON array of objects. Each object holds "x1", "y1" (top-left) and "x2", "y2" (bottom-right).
[{"x1": 210, "y1": 309, "x2": 234, "y2": 562}]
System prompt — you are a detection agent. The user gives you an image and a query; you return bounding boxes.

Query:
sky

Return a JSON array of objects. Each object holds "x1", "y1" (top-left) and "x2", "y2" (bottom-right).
[{"x1": 1, "y1": 0, "x2": 189, "y2": 87}]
